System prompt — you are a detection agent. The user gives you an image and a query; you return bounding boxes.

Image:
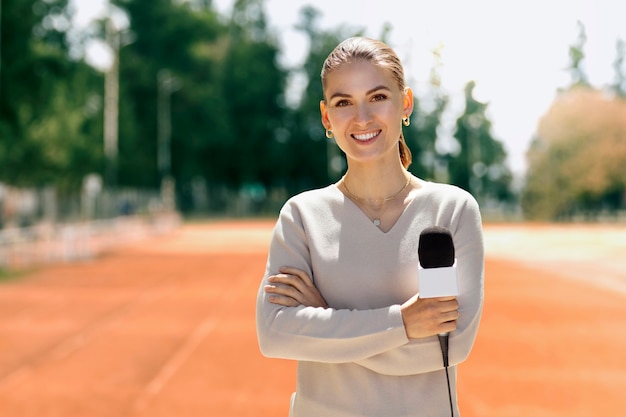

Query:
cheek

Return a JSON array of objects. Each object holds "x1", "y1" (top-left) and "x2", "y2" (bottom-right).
[
  {"x1": 328, "y1": 108, "x2": 352, "y2": 124},
  {"x1": 326, "y1": 117, "x2": 351, "y2": 137},
  {"x1": 379, "y1": 104, "x2": 404, "y2": 126}
]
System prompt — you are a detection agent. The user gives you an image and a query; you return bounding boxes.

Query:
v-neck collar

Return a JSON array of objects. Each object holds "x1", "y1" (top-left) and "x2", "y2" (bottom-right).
[{"x1": 332, "y1": 180, "x2": 428, "y2": 235}]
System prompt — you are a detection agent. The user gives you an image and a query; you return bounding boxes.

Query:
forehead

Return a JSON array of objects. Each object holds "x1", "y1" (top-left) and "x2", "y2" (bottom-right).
[{"x1": 323, "y1": 60, "x2": 399, "y2": 96}]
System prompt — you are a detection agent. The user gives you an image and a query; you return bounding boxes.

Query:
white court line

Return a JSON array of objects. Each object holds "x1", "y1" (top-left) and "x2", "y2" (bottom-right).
[{"x1": 133, "y1": 317, "x2": 217, "y2": 412}]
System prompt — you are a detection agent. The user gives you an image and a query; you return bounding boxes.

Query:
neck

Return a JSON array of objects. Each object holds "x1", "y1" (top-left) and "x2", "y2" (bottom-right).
[{"x1": 342, "y1": 163, "x2": 410, "y2": 202}]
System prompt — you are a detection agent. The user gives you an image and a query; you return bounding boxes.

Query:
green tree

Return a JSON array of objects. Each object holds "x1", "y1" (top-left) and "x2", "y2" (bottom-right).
[
  {"x1": 566, "y1": 20, "x2": 590, "y2": 88},
  {"x1": 0, "y1": 0, "x2": 103, "y2": 190},
  {"x1": 447, "y1": 81, "x2": 512, "y2": 203},
  {"x1": 110, "y1": 0, "x2": 224, "y2": 189},
  {"x1": 406, "y1": 45, "x2": 449, "y2": 181},
  {"x1": 611, "y1": 38, "x2": 626, "y2": 98},
  {"x1": 287, "y1": 6, "x2": 351, "y2": 191},
  {"x1": 218, "y1": 0, "x2": 287, "y2": 188}
]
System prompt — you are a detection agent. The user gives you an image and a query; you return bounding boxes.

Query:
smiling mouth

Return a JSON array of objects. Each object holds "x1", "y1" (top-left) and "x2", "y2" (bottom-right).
[{"x1": 352, "y1": 130, "x2": 381, "y2": 142}]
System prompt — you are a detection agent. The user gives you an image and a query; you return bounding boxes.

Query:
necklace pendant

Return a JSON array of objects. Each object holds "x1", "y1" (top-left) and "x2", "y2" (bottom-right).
[{"x1": 373, "y1": 218, "x2": 381, "y2": 227}]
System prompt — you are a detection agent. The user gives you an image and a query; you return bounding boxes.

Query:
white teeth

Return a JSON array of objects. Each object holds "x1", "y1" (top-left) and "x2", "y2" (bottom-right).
[{"x1": 353, "y1": 131, "x2": 379, "y2": 141}]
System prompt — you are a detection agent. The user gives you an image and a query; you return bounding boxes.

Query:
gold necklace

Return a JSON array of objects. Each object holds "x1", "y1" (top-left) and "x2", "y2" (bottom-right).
[{"x1": 342, "y1": 175, "x2": 412, "y2": 227}]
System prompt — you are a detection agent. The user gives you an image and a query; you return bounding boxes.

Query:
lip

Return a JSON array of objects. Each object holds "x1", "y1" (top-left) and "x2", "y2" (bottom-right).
[{"x1": 351, "y1": 130, "x2": 381, "y2": 143}]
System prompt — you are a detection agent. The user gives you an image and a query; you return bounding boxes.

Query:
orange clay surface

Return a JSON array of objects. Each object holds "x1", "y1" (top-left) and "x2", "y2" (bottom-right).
[{"x1": 0, "y1": 220, "x2": 625, "y2": 417}]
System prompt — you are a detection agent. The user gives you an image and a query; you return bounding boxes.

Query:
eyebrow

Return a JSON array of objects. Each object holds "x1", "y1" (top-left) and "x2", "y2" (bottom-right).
[{"x1": 328, "y1": 85, "x2": 392, "y2": 101}]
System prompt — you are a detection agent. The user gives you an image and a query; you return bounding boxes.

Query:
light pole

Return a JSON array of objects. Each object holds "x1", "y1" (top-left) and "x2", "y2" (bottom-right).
[
  {"x1": 104, "y1": 18, "x2": 120, "y2": 189},
  {"x1": 157, "y1": 69, "x2": 180, "y2": 210},
  {"x1": 0, "y1": 1, "x2": 3, "y2": 101}
]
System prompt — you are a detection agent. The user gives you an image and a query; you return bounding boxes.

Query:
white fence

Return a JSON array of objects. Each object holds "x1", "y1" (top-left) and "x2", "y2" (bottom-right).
[{"x1": 0, "y1": 212, "x2": 181, "y2": 270}]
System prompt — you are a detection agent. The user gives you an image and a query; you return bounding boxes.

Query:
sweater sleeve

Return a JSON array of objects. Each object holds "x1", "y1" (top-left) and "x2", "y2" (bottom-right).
[
  {"x1": 353, "y1": 195, "x2": 485, "y2": 375},
  {"x1": 256, "y1": 200, "x2": 412, "y2": 363}
]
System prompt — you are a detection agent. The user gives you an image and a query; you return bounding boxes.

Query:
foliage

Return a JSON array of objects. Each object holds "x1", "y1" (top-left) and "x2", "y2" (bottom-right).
[
  {"x1": 447, "y1": 82, "x2": 513, "y2": 204},
  {"x1": 0, "y1": 0, "x2": 103, "y2": 191},
  {"x1": 285, "y1": 6, "x2": 356, "y2": 191},
  {"x1": 522, "y1": 87, "x2": 626, "y2": 220},
  {"x1": 522, "y1": 22, "x2": 626, "y2": 220},
  {"x1": 611, "y1": 39, "x2": 626, "y2": 98},
  {"x1": 219, "y1": 0, "x2": 287, "y2": 187},
  {"x1": 567, "y1": 21, "x2": 590, "y2": 88},
  {"x1": 111, "y1": 0, "x2": 225, "y2": 188},
  {"x1": 407, "y1": 44, "x2": 449, "y2": 181},
  {"x1": 1, "y1": 0, "x2": 518, "y2": 215}
]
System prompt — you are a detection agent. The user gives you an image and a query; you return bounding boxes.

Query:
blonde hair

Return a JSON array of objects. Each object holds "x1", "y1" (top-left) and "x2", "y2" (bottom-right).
[{"x1": 321, "y1": 37, "x2": 412, "y2": 169}]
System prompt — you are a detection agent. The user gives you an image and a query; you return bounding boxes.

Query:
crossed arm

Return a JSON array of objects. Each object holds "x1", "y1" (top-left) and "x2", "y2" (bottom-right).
[{"x1": 264, "y1": 266, "x2": 459, "y2": 340}]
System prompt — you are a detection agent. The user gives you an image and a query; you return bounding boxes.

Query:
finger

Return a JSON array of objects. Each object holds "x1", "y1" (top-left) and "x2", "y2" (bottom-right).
[
  {"x1": 279, "y1": 266, "x2": 316, "y2": 288},
  {"x1": 269, "y1": 273, "x2": 309, "y2": 295},
  {"x1": 268, "y1": 269, "x2": 328, "y2": 309},
  {"x1": 442, "y1": 309, "x2": 459, "y2": 322},
  {"x1": 268, "y1": 272, "x2": 303, "y2": 287},
  {"x1": 439, "y1": 320, "x2": 457, "y2": 333},
  {"x1": 434, "y1": 296, "x2": 457, "y2": 302},
  {"x1": 267, "y1": 293, "x2": 300, "y2": 307},
  {"x1": 265, "y1": 283, "x2": 304, "y2": 304},
  {"x1": 438, "y1": 298, "x2": 459, "y2": 312}
]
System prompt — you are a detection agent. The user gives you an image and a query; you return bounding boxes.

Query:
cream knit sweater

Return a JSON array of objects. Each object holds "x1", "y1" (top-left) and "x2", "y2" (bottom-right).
[{"x1": 257, "y1": 180, "x2": 484, "y2": 417}]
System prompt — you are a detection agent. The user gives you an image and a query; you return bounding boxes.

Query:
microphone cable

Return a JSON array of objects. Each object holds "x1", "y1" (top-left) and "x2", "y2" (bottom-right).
[{"x1": 438, "y1": 334, "x2": 454, "y2": 417}]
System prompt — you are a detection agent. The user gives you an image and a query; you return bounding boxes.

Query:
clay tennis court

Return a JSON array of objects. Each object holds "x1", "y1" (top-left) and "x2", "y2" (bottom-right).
[{"x1": 0, "y1": 220, "x2": 625, "y2": 416}]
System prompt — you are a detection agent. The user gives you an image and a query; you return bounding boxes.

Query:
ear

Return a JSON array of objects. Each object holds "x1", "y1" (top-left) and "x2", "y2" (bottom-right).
[
  {"x1": 403, "y1": 87, "x2": 414, "y2": 118},
  {"x1": 320, "y1": 100, "x2": 331, "y2": 130}
]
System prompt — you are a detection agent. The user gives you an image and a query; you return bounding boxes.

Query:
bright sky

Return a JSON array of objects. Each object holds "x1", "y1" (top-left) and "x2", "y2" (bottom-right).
[{"x1": 71, "y1": 0, "x2": 626, "y2": 177}]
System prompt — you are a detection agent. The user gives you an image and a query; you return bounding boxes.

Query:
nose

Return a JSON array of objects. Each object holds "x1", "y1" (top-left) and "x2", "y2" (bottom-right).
[{"x1": 353, "y1": 103, "x2": 373, "y2": 126}]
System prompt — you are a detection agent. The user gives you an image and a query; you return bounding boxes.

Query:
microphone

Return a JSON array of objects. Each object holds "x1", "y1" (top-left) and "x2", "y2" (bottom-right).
[
  {"x1": 418, "y1": 226, "x2": 458, "y2": 417},
  {"x1": 418, "y1": 226, "x2": 458, "y2": 368}
]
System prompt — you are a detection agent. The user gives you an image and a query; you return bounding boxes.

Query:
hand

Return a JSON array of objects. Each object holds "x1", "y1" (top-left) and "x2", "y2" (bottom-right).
[
  {"x1": 400, "y1": 294, "x2": 459, "y2": 339},
  {"x1": 264, "y1": 266, "x2": 328, "y2": 308}
]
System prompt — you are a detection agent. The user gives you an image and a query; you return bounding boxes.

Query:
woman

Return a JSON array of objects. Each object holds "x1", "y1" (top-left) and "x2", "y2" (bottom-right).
[{"x1": 256, "y1": 37, "x2": 484, "y2": 417}]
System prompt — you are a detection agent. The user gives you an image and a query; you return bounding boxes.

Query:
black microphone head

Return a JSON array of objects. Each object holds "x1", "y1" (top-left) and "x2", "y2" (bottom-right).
[{"x1": 418, "y1": 226, "x2": 455, "y2": 268}]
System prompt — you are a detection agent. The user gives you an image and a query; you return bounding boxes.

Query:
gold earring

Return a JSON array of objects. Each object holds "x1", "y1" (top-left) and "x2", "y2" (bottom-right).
[
  {"x1": 325, "y1": 129, "x2": 334, "y2": 139},
  {"x1": 402, "y1": 116, "x2": 410, "y2": 127}
]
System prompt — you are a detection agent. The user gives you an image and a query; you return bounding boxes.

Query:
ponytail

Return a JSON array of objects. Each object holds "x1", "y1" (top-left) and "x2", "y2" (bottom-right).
[{"x1": 399, "y1": 135, "x2": 412, "y2": 169}]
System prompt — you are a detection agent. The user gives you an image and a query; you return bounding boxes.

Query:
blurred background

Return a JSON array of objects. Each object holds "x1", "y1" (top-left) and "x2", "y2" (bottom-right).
[
  {"x1": 1, "y1": 0, "x2": 626, "y2": 268},
  {"x1": 1, "y1": 3, "x2": 625, "y2": 415}
]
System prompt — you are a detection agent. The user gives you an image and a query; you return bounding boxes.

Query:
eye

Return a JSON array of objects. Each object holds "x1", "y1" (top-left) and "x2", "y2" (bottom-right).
[
  {"x1": 334, "y1": 99, "x2": 351, "y2": 107},
  {"x1": 371, "y1": 93, "x2": 388, "y2": 102}
]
